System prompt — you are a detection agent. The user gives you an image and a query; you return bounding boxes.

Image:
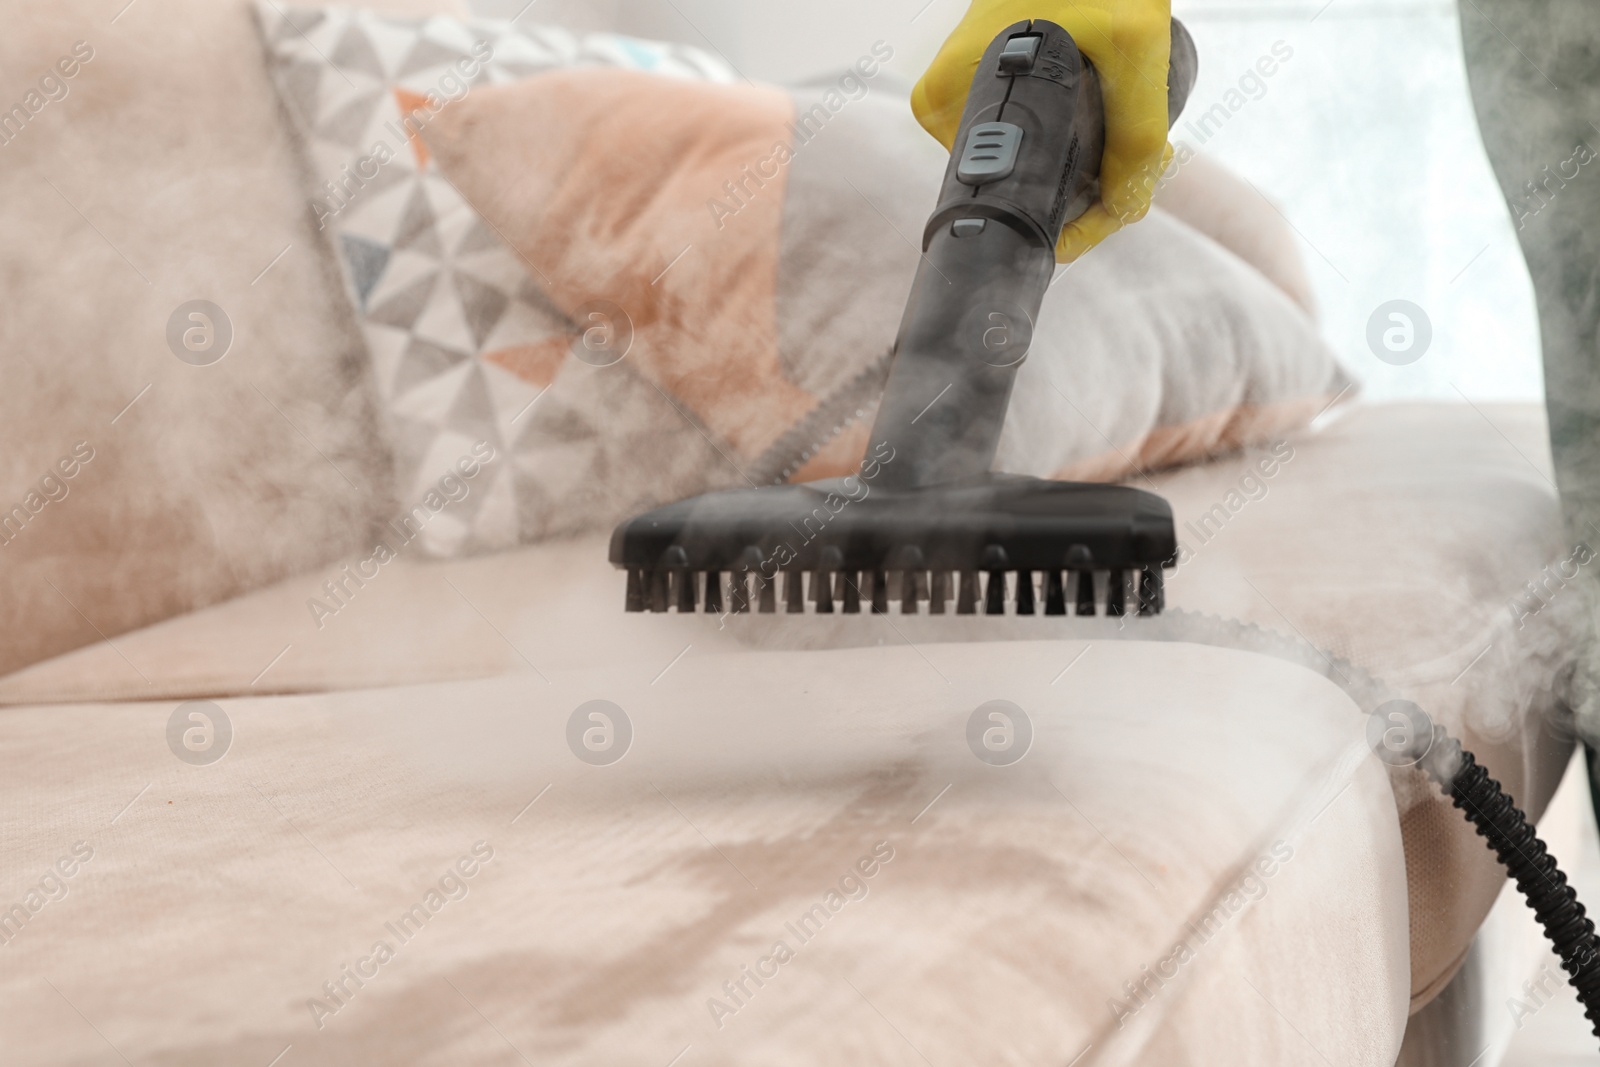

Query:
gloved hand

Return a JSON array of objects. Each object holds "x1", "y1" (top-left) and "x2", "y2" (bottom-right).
[{"x1": 912, "y1": 0, "x2": 1174, "y2": 262}]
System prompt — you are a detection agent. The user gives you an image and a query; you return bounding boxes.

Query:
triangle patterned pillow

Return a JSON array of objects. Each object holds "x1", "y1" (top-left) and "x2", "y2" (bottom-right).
[{"x1": 256, "y1": 3, "x2": 736, "y2": 556}]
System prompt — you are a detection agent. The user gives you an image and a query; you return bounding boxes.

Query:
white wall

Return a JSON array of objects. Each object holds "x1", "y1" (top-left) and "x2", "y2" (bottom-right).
[
  {"x1": 471, "y1": 0, "x2": 624, "y2": 34},
  {"x1": 605, "y1": 0, "x2": 959, "y2": 86},
  {"x1": 472, "y1": 0, "x2": 956, "y2": 81},
  {"x1": 474, "y1": 0, "x2": 1544, "y2": 403}
]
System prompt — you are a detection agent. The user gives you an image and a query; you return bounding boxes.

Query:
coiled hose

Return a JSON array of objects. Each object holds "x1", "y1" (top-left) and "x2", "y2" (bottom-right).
[{"x1": 1420, "y1": 724, "x2": 1600, "y2": 1037}]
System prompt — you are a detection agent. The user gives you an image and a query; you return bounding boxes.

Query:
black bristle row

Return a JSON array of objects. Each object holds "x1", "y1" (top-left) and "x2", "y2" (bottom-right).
[
  {"x1": 625, "y1": 566, "x2": 1166, "y2": 617},
  {"x1": 840, "y1": 571, "x2": 860, "y2": 613},
  {"x1": 1105, "y1": 568, "x2": 1126, "y2": 617},
  {"x1": 1044, "y1": 570, "x2": 1066, "y2": 615},
  {"x1": 785, "y1": 568, "x2": 805, "y2": 613}
]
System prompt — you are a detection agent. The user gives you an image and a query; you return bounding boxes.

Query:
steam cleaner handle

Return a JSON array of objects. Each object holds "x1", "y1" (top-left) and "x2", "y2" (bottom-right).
[{"x1": 868, "y1": 19, "x2": 1198, "y2": 490}]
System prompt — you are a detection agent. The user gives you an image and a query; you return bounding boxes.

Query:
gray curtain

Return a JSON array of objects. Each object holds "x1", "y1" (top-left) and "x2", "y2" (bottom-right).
[{"x1": 1461, "y1": 0, "x2": 1600, "y2": 736}]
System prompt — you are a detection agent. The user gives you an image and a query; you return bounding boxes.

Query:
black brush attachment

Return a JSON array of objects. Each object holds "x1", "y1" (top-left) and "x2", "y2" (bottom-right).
[
  {"x1": 612, "y1": 475, "x2": 1175, "y2": 616},
  {"x1": 611, "y1": 18, "x2": 1197, "y2": 617}
]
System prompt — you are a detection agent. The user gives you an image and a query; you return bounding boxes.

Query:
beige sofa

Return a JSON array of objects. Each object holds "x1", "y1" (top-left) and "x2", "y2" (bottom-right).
[
  {"x1": 0, "y1": 1, "x2": 1588, "y2": 1064},
  {"x1": 0, "y1": 400, "x2": 1584, "y2": 1066}
]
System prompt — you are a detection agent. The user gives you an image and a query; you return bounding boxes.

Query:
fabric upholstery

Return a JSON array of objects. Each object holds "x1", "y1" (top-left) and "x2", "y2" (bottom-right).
[
  {"x1": 0, "y1": 0, "x2": 451, "y2": 677},
  {"x1": 0, "y1": 641, "x2": 1408, "y2": 1066},
  {"x1": 0, "y1": 400, "x2": 1579, "y2": 1014}
]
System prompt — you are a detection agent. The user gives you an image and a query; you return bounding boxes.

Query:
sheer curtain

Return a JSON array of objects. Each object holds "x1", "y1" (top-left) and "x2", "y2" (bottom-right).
[{"x1": 1173, "y1": 0, "x2": 1540, "y2": 403}]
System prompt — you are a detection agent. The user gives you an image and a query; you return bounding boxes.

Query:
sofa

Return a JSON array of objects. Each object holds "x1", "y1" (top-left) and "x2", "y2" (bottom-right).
[{"x1": 0, "y1": 1, "x2": 1590, "y2": 1064}]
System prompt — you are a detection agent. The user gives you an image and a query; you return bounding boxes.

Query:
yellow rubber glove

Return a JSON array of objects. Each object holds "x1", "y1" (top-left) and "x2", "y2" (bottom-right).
[{"x1": 912, "y1": 0, "x2": 1174, "y2": 262}]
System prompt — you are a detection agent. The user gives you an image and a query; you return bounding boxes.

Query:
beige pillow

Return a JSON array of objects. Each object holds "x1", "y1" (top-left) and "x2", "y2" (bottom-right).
[
  {"x1": 0, "y1": 0, "x2": 460, "y2": 677},
  {"x1": 420, "y1": 66, "x2": 1353, "y2": 528}
]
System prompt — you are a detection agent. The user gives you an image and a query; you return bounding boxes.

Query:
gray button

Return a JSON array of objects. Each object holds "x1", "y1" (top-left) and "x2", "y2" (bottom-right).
[
  {"x1": 951, "y1": 218, "x2": 987, "y2": 238},
  {"x1": 998, "y1": 34, "x2": 1041, "y2": 76},
  {"x1": 957, "y1": 121, "x2": 1024, "y2": 186}
]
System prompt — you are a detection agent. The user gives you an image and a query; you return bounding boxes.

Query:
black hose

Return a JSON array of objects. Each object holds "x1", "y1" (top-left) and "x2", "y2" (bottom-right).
[
  {"x1": 1420, "y1": 725, "x2": 1600, "y2": 1037},
  {"x1": 1585, "y1": 744, "x2": 1600, "y2": 855}
]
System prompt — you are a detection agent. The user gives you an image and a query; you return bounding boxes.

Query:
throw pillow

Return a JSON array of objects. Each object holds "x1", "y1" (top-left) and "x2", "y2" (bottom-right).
[
  {"x1": 420, "y1": 65, "x2": 1352, "y2": 512},
  {"x1": 256, "y1": 2, "x2": 738, "y2": 555}
]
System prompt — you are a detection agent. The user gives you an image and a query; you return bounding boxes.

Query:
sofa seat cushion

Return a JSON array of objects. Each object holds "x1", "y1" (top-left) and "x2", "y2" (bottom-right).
[{"x1": 0, "y1": 641, "x2": 1406, "y2": 1066}]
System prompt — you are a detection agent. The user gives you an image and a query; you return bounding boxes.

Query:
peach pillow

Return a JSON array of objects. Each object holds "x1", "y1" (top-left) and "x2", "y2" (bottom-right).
[{"x1": 421, "y1": 66, "x2": 1351, "y2": 521}]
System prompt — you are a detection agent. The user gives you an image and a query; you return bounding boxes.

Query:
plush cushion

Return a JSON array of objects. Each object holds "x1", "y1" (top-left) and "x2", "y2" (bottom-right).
[
  {"x1": 0, "y1": 400, "x2": 1579, "y2": 1014},
  {"x1": 0, "y1": 641, "x2": 1409, "y2": 1066},
  {"x1": 0, "y1": 0, "x2": 470, "y2": 677},
  {"x1": 421, "y1": 66, "x2": 1352, "y2": 526},
  {"x1": 257, "y1": 3, "x2": 739, "y2": 557}
]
